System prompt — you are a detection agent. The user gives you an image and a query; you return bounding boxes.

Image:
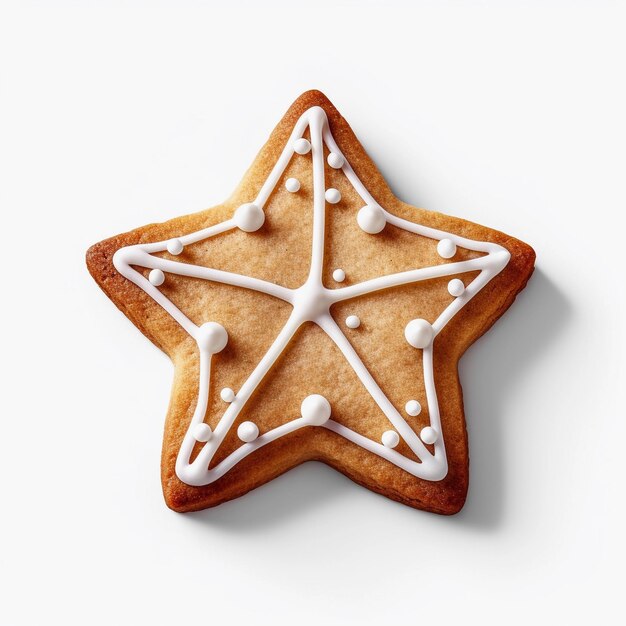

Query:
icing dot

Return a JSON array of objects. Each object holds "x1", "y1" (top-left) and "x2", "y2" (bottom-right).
[
  {"x1": 448, "y1": 278, "x2": 465, "y2": 297},
  {"x1": 148, "y1": 269, "x2": 165, "y2": 286},
  {"x1": 327, "y1": 152, "x2": 344, "y2": 169},
  {"x1": 238, "y1": 421, "x2": 259, "y2": 443},
  {"x1": 193, "y1": 423, "x2": 212, "y2": 443},
  {"x1": 234, "y1": 203, "x2": 265, "y2": 232},
  {"x1": 437, "y1": 238, "x2": 457, "y2": 259},
  {"x1": 357, "y1": 205, "x2": 386, "y2": 234},
  {"x1": 345, "y1": 315, "x2": 360, "y2": 329},
  {"x1": 166, "y1": 239, "x2": 184, "y2": 255},
  {"x1": 196, "y1": 322, "x2": 228, "y2": 354},
  {"x1": 325, "y1": 188, "x2": 341, "y2": 204},
  {"x1": 420, "y1": 427, "x2": 438, "y2": 445},
  {"x1": 294, "y1": 138, "x2": 311, "y2": 155},
  {"x1": 404, "y1": 319, "x2": 434, "y2": 349},
  {"x1": 285, "y1": 178, "x2": 300, "y2": 193},
  {"x1": 405, "y1": 400, "x2": 422, "y2": 416},
  {"x1": 220, "y1": 387, "x2": 235, "y2": 403},
  {"x1": 301, "y1": 394, "x2": 331, "y2": 425},
  {"x1": 332, "y1": 268, "x2": 346, "y2": 282},
  {"x1": 382, "y1": 430, "x2": 400, "y2": 448}
]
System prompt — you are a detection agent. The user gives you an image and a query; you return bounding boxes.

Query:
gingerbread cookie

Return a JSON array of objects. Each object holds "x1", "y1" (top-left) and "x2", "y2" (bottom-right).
[{"x1": 86, "y1": 90, "x2": 535, "y2": 514}]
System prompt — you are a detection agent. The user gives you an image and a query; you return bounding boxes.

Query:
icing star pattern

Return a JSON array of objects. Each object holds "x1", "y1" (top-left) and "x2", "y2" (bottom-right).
[{"x1": 113, "y1": 106, "x2": 510, "y2": 487}]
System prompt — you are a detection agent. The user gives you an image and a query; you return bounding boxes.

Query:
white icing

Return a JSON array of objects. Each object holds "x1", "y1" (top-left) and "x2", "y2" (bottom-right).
[
  {"x1": 447, "y1": 278, "x2": 465, "y2": 297},
  {"x1": 220, "y1": 387, "x2": 235, "y2": 403},
  {"x1": 357, "y1": 204, "x2": 386, "y2": 234},
  {"x1": 300, "y1": 394, "x2": 331, "y2": 426},
  {"x1": 293, "y1": 138, "x2": 311, "y2": 154},
  {"x1": 234, "y1": 203, "x2": 265, "y2": 232},
  {"x1": 325, "y1": 188, "x2": 341, "y2": 204},
  {"x1": 332, "y1": 268, "x2": 345, "y2": 282},
  {"x1": 148, "y1": 268, "x2": 165, "y2": 286},
  {"x1": 345, "y1": 315, "x2": 360, "y2": 329},
  {"x1": 437, "y1": 238, "x2": 457, "y2": 259},
  {"x1": 405, "y1": 400, "x2": 421, "y2": 416},
  {"x1": 285, "y1": 177, "x2": 300, "y2": 193},
  {"x1": 167, "y1": 239, "x2": 184, "y2": 255},
  {"x1": 420, "y1": 427, "x2": 438, "y2": 445},
  {"x1": 404, "y1": 319, "x2": 434, "y2": 349},
  {"x1": 113, "y1": 105, "x2": 511, "y2": 487},
  {"x1": 196, "y1": 322, "x2": 228, "y2": 354},
  {"x1": 193, "y1": 423, "x2": 212, "y2": 443},
  {"x1": 237, "y1": 421, "x2": 259, "y2": 443},
  {"x1": 382, "y1": 430, "x2": 400, "y2": 448},
  {"x1": 327, "y1": 152, "x2": 344, "y2": 169}
]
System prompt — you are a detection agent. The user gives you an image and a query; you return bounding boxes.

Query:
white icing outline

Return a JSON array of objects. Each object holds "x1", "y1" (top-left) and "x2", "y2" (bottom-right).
[{"x1": 113, "y1": 106, "x2": 510, "y2": 486}]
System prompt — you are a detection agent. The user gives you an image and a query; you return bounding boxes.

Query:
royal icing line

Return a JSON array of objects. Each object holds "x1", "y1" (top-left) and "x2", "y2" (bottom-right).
[{"x1": 113, "y1": 106, "x2": 510, "y2": 486}]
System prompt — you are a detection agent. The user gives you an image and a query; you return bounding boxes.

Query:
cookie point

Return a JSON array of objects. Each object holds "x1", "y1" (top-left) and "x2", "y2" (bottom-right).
[
  {"x1": 237, "y1": 421, "x2": 259, "y2": 443},
  {"x1": 404, "y1": 319, "x2": 434, "y2": 349},
  {"x1": 382, "y1": 430, "x2": 400, "y2": 448},
  {"x1": 301, "y1": 394, "x2": 331, "y2": 426},
  {"x1": 196, "y1": 322, "x2": 228, "y2": 354},
  {"x1": 357, "y1": 205, "x2": 386, "y2": 234},
  {"x1": 234, "y1": 203, "x2": 265, "y2": 232}
]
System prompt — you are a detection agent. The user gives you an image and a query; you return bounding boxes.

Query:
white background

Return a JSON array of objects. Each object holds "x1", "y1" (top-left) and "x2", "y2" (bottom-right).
[{"x1": 1, "y1": 1, "x2": 624, "y2": 624}]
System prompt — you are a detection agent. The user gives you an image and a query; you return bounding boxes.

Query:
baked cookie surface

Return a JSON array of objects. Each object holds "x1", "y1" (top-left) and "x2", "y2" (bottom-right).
[{"x1": 87, "y1": 90, "x2": 535, "y2": 514}]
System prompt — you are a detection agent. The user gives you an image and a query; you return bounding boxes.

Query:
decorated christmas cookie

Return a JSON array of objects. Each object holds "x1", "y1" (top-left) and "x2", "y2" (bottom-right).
[{"x1": 87, "y1": 91, "x2": 535, "y2": 514}]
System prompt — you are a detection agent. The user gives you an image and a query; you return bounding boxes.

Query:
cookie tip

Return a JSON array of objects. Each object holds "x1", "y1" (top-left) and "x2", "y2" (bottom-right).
[
  {"x1": 162, "y1": 482, "x2": 192, "y2": 513},
  {"x1": 289, "y1": 89, "x2": 338, "y2": 117},
  {"x1": 439, "y1": 495, "x2": 467, "y2": 516},
  {"x1": 85, "y1": 241, "x2": 104, "y2": 280}
]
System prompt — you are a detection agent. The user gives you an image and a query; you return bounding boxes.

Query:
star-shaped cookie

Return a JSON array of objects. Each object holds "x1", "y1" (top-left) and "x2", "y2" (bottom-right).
[{"x1": 87, "y1": 90, "x2": 535, "y2": 514}]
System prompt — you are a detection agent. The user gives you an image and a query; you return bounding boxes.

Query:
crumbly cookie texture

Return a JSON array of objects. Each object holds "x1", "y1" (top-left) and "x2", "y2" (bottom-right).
[{"x1": 87, "y1": 90, "x2": 535, "y2": 515}]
